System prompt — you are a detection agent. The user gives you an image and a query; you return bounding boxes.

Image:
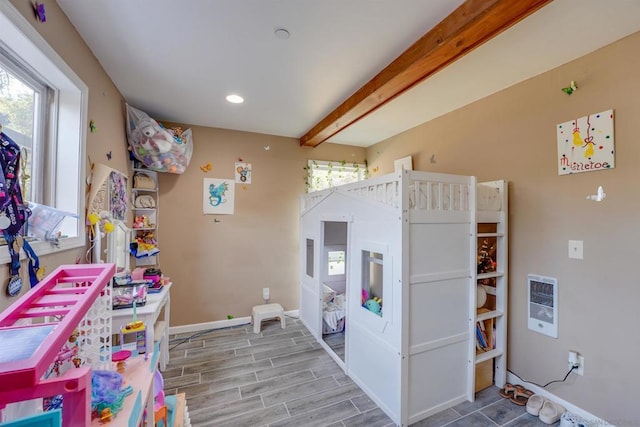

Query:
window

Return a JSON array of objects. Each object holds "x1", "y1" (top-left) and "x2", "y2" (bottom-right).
[
  {"x1": 327, "y1": 250, "x2": 345, "y2": 276},
  {"x1": 0, "y1": 48, "x2": 47, "y2": 207},
  {"x1": 306, "y1": 160, "x2": 367, "y2": 193},
  {"x1": 362, "y1": 250, "x2": 383, "y2": 317},
  {"x1": 0, "y1": 4, "x2": 87, "y2": 261},
  {"x1": 305, "y1": 238, "x2": 314, "y2": 278}
]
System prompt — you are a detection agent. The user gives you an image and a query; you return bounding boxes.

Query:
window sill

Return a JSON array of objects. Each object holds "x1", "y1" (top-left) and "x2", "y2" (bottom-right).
[{"x1": 0, "y1": 236, "x2": 84, "y2": 264}]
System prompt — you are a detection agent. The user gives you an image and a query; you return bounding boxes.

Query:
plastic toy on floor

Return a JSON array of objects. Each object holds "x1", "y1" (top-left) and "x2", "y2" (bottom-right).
[
  {"x1": 120, "y1": 319, "x2": 147, "y2": 355},
  {"x1": 90, "y1": 370, "x2": 132, "y2": 422},
  {"x1": 153, "y1": 369, "x2": 167, "y2": 426},
  {"x1": 111, "y1": 349, "x2": 131, "y2": 374}
]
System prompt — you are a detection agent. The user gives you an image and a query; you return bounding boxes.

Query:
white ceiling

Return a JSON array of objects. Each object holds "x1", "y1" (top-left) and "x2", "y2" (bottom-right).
[{"x1": 57, "y1": 0, "x2": 640, "y2": 147}]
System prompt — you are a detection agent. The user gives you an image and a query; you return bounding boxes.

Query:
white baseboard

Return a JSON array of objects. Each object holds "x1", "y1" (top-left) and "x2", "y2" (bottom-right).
[
  {"x1": 506, "y1": 373, "x2": 611, "y2": 426},
  {"x1": 168, "y1": 309, "x2": 300, "y2": 336}
]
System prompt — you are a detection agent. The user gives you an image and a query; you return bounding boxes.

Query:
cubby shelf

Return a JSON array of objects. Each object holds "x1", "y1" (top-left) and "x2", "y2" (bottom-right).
[
  {"x1": 131, "y1": 164, "x2": 160, "y2": 268},
  {"x1": 477, "y1": 271, "x2": 505, "y2": 280},
  {"x1": 476, "y1": 309, "x2": 504, "y2": 322},
  {"x1": 473, "y1": 180, "x2": 508, "y2": 393}
]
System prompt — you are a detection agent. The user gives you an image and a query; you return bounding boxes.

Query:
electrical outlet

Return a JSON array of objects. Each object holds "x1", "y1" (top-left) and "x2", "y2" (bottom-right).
[
  {"x1": 568, "y1": 351, "x2": 584, "y2": 376},
  {"x1": 568, "y1": 240, "x2": 583, "y2": 259},
  {"x1": 262, "y1": 287, "x2": 270, "y2": 301},
  {"x1": 576, "y1": 355, "x2": 584, "y2": 376}
]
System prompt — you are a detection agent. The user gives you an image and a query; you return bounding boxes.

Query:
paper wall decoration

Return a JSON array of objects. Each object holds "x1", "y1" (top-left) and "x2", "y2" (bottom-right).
[
  {"x1": 557, "y1": 109, "x2": 614, "y2": 175},
  {"x1": 87, "y1": 163, "x2": 127, "y2": 220},
  {"x1": 235, "y1": 162, "x2": 251, "y2": 184},
  {"x1": 203, "y1": 178, "x2": 234, "y2": 215}
]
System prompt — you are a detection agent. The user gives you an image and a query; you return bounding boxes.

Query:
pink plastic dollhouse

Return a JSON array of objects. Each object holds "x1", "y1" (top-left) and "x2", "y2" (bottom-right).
[{"x1": 0, "y1": 264, "x2": 114, "y2": 427}]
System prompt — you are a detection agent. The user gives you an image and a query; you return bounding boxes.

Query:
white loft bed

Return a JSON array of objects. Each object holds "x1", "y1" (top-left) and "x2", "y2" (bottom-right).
[{"x1": 300, "y1": 170, "x2": 507, "y2": 426}]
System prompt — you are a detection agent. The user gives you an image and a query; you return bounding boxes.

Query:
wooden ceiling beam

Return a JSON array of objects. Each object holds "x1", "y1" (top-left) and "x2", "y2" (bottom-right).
[{"x1": 300, "y1": 0, "x2": 553, "y2": 147}]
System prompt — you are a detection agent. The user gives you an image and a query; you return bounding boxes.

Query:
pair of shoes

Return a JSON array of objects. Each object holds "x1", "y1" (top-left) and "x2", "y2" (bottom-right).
[
  {"x1": 539, "y1": 400, "x2": 566, "y2": 424},
  {"x1": 527, "y1": 395, "x2": 565, "y2": 424},
  {"x1": 526, "y1": 394, "x2": 546, "y2": 415},
  {"x1": 510, "y1": 385, "x2": 533, "y2": 406},
  {"x1": 499, "y1": 383, "x2": 516, "y2": 399}
]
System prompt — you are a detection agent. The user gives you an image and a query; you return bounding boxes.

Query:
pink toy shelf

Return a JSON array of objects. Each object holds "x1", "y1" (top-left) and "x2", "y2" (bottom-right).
[{"x1": 0, "y1": 263, "x2": 114, "y2": 427}]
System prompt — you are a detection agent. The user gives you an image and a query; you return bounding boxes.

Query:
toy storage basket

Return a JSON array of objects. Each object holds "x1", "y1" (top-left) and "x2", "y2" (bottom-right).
[{"x1": 323, "y1": 317, "x2": 345, "y2": 335}]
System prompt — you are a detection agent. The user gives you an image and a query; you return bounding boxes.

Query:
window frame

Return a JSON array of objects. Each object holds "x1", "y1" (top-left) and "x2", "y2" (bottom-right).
[
  {"x1": 306, "y1": 160, "x2": 367, "y2": 193},
  {"x1": 0, "y1": 3, "x2": 88, "y2": 263},
  {"x1": 0, "y1": 45, "x2": 49, "y2": 205},
  {"x1": 324, "y1": 244, "x2": 346, "y2": 280},
  {"x1": 359, "y1": 241, "x2": 391, "y2": 324}
]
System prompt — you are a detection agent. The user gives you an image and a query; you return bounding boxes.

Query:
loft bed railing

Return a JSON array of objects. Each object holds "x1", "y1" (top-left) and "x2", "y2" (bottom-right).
[{"x1": 301, "y1": 171, "x2": 477, "y2": 214}]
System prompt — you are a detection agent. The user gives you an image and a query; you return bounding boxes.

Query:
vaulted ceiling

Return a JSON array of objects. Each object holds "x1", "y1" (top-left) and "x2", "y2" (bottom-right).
[{"x1": 57, "y1": 0, "x2": 640, "y2": 147}]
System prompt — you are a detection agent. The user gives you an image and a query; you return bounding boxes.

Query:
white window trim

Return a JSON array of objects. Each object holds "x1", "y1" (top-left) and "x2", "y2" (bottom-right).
[
  {"x1": 360, "y1": 241, "x2": 391, "y2": 324},
  {"x1": 0, "y1": 3, "x2": 88, "y2": 263}
]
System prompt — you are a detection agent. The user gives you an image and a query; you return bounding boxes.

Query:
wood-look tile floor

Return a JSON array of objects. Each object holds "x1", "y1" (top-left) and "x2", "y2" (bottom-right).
[{"x1": 163, "y1": 317, "x2": 558, "y2": 427}]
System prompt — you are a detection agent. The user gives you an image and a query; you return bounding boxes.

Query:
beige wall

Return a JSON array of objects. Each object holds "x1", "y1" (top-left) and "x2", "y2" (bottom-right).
[
  {"x1": 2, "y1": 0, "x2": 637, "y2": 420},
  {"x1": 366, "y1": 31, "x2": 640, "y2": 422},
  {"x1": 0, "y1": 0, "x2": 130, "y2": 312},
  {"x1": 157, "y1": 128, "x2": 364, "y2": 326}
]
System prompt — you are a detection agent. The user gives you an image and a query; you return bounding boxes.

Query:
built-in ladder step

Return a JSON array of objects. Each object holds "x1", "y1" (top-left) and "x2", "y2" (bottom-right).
[
  {"x1": 31, "y1": 294, "x2": 82, "y2": 307},
  {"x1": 56, "y1": 275, "x2": 98, "y2": 283}
]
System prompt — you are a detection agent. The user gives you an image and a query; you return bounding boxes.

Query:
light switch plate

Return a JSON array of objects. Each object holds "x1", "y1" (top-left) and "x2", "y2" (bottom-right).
[{"x1": 568, "y1": 240, "x2": 583, "y2": 259}]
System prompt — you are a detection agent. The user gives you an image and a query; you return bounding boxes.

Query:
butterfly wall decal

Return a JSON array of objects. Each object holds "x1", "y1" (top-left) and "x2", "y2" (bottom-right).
[
  {"x1": 561, "y1": 81, "x2": 578, "y2": 95},
  {"x1": 200, "y1": 162, "x2": 212, "y2": 172},
  {"x1": 586, "y1": 185, "x2": 605, "y2": 202},
  {"x1": 34, "y1": 2, "x2": 46, "y2": 22},
  {"x1": 106, "y1": 151, "x2": 112, "y2": 161}
]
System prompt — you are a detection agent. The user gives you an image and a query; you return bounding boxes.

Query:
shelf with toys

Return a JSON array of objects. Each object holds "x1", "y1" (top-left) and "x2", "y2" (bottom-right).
[
  {"x1": 131, "y1": 162, "x2": 160, "y2": 267},
  {"x1": 473, "y1": 181, "x2": 508, "y2": 393}
]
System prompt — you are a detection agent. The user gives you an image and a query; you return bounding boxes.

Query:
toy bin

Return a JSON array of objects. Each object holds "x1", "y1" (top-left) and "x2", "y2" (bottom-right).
[
  {"x1": 112, "y1": 281, "x2": 148, "y2": 309},
  {"x1": 323, "y1": 317, "x2": 345, "y2": 334}
]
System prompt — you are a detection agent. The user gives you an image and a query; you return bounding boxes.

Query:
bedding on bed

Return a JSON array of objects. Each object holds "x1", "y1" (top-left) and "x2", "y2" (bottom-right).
[{"x1": 323, "y1": 286, "x2": 346, "y2": 333}]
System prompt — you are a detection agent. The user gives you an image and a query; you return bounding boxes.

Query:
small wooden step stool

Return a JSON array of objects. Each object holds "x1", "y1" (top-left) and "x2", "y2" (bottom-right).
[{"x1": 251, "y1": 303, "x2": 285, "y2": 334}]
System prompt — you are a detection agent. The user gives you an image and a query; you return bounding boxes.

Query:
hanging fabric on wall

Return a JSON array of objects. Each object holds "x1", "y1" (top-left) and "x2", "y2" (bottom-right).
[{"x1": 0, "y1": 131, "x2": 38, "y2": 296}]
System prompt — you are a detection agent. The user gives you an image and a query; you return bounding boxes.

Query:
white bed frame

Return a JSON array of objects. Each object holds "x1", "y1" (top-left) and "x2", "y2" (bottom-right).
[{"x1": 300, "y1": 170, "x2": 507, "y2": 426}]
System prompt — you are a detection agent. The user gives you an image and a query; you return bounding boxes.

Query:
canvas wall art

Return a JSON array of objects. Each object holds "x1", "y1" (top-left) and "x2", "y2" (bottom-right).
[{"x1": 557, "y1": 109, "x2": 614, "y2": 175}]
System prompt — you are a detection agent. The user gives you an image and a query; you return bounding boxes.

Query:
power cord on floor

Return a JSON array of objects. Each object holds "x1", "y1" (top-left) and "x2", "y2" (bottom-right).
[
  {"x1": 168, "y1": 328, "x2": 218, "y2": 351},
  {"x1": 508, "y1": 365, "x2": 577, "y2": 388}
]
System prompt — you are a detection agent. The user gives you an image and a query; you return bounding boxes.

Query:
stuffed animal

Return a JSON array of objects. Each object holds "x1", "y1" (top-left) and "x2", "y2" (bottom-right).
[
  {"x1": 133, "y1": 216, "x2": 145, "y2": 229},
  {"x1": 364, "y1": 299, "x2": 382, "y2": 315},
  {"x1": 126, "y1": 104, "x2": 194, "y2": 174},
  {"x1": 133, "y1": 119, "x2": 173, "y2": 154},
  {"x1": 361, "y1": 288, "x2": 368, "y2": 305}
]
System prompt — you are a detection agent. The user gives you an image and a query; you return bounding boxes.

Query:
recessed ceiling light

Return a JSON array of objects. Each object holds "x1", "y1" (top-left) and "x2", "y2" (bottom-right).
[
  {"x1": 274, "y1": 28, "x2": 290, "y2": 40},
  {"x1": 226, "y1": 94, "x2": 244, "y2": 104}
]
